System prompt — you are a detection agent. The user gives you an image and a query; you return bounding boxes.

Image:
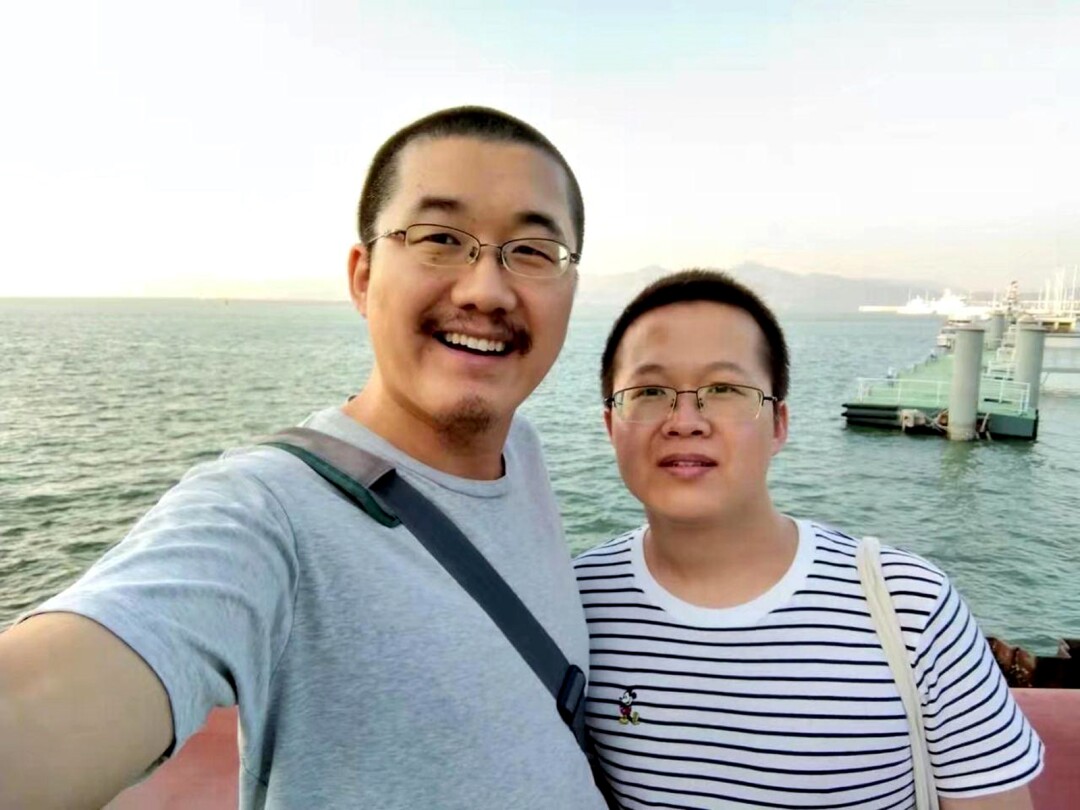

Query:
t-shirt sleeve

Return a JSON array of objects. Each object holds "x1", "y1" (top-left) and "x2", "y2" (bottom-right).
[
  {"x1": 914, "y1": 578, "x2": 1044, "y2": 796},
  {"x1": 21, "y1": 454, "x2": 299, "y2": 754}
]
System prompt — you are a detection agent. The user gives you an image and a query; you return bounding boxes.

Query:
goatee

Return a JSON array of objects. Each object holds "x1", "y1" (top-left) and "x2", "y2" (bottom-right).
[{"x1": 433, "y1": 395, "x2": 496, "y2": 448}]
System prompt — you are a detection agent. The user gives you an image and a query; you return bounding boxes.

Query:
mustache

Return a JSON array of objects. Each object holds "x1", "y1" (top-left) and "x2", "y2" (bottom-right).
[{"x1": 420, "y1": 315, "x2": 533, "y2": 355}]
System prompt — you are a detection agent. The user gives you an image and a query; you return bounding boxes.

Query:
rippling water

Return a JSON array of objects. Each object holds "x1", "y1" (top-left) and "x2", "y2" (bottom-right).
[{"x1": 2, "y1": 298, "x2": 1077, "y2": 651}]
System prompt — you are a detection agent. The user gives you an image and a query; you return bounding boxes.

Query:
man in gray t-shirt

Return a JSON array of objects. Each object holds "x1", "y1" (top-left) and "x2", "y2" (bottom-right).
[{"x1": 0, "y1": 107, "x2": 605, "y2": 810}]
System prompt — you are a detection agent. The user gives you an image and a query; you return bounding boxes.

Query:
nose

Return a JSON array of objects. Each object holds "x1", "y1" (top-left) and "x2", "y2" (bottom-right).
[
  {"x1": 449, "y1": 244, "x2": 519, "y2": 314},
  {"x1": 664, "y1": 391, "x2": 712, "y2": 437}
]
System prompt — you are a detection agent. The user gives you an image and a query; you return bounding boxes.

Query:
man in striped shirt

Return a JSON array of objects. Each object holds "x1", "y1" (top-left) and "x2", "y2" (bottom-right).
[{"x1": 575, "y1": 269, "x2": 1042, "y2": 809}]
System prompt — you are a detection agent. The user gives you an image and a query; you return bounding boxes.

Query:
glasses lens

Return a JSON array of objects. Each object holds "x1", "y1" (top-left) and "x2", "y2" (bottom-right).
[
  {"x1": 405, "y1": 225, "x2": 477, "y2": 267},
  {"x1": 503, "y1": 239, "x2": 569, "y2": 278},
  {"x1": 698, "y1": 383, "x2": 762, "y2": 420},
  {"x1": 616, "y1": 387, "x2": 675, "y2": 422}
]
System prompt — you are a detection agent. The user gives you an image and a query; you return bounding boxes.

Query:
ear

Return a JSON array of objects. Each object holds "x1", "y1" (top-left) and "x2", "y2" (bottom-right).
[
  {"x1": 603, "y1": 406, "x2": 613, "y2": 440},
  {"x1": 770, "y1": 399, "x2": 789, "y2": 456},
  {"x1": 347, "y1": 243, "x2": 372, "y2": 317}
]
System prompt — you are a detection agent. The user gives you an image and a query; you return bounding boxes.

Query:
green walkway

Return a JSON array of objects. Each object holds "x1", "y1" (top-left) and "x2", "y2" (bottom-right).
[{"x1": 844, "y1": 350, "x2": 1038, "y2": 438}]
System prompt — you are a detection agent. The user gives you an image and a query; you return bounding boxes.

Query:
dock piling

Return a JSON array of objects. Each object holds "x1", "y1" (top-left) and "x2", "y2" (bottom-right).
[
  {"x1": 948, "y1": 325, "x2": 985, "y2": 441},
  {"x1": 1015, "y1": 324, "x2": 1046, "y2": 411},
  {"x1": 987, "y1": 312, "x2": 1006, "y2": 350}
]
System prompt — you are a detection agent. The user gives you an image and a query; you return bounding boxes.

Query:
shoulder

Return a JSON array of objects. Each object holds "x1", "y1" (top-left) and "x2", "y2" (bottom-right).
[
  {"x1": 807, "y1": 519, "x2": 946, "y2": 582},
  {"x1": 803, "y1": 520, "x2": 949, "y2": 622},
  {"x1": 572, "y1": 528, "x2": 639, "y2": 569},
  {"x1": 504, "y1": 414, "x2": 550, "y2": 482},
  {"x1": 507, "y1": 412, "x2": 542, "y2": 451},
  {"x1": 180, "y1": 444, "x2": 316, "y2": 510},
  {"x1": 139, "y1": 443, "x2": 349, "y2": 550},
  {"x1": 573, "y1": 529, "x2": 640, "y2": 606},
  {"x1": 87, "y1": 447, "x2": 313, "y2": 568}
]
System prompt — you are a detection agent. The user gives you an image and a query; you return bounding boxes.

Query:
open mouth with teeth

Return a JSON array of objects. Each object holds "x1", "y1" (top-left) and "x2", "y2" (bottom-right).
[{"x1": 436, "y1": 331, "x2": 513, "y2": 357}]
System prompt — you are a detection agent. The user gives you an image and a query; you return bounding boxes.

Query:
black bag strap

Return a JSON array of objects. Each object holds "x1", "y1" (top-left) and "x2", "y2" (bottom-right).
[{"x1": 262, "y1": 427, "x2": 589, "y2": 749}]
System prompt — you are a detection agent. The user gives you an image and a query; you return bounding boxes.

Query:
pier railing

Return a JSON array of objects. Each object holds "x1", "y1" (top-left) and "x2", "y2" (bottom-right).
[
  {"x1": 855, "y1": 378, "x2": 949, "y2": 407},
  {"x1": 855, "y1": 378, "x2": 1031, "y2": 414},
  {"x1": 979, "y1": 379, "x2": 1030, "y2": 414}
]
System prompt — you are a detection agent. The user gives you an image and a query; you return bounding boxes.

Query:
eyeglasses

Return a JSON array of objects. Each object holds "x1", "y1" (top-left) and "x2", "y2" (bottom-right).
[
  {"x1": 604, "y1": 382, "x2": 780, "y2": 423},
  {"x1": 369, "y1": 223, "x2": 580, "y2": 279}
]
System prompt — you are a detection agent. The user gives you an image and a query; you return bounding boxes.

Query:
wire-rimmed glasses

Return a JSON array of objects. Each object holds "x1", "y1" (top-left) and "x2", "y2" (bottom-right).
[
  {"x1": 604, "y1": 382, "x2": 780, "y2": 423},
  {"x1": 369, "y1": 223, "x2": 579, "y2": 279}
]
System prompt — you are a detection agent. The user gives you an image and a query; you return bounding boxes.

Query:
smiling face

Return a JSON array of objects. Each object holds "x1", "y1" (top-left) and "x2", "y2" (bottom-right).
[
  {"x1": 348, "y1": 136, "x2": 577, "y2": 472},
  {"x1": 605, "y1": 301, "x2": 788, "y2": 527}
]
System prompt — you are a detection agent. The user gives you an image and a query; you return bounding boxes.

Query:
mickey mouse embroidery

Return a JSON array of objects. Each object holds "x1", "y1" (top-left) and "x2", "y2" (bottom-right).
[{"x1": 618, "y1": 688, "x2": 641, "y2": 725}]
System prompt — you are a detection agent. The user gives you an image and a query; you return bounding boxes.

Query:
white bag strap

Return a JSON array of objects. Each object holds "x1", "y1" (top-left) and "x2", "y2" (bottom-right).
[{"x1": 856, "y1": 537, "x2": 939, "y2": 810}]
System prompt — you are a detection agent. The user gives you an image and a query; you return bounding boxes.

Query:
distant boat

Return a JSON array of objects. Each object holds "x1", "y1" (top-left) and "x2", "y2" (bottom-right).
[
  {"x1": 900, "y1": 289, "x2": 983, "y2": 316},
  {"x1": 859, "y1": 289, "x2": 990, "y2": 319}
]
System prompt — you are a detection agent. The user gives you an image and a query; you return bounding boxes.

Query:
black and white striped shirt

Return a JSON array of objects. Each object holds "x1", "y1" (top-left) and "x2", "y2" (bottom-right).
[{"x1": 574, "y1": 520, "x2": 1043, "y2": 810}]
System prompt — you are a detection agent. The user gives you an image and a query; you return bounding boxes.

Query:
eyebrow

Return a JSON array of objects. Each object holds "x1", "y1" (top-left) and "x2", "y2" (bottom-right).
[
  {"x1": 628, "y1": 360, "x2": 750, "y2": 379},
  {"x1": 516, "y1": 210, "x2": 566, "y2": 243},
  {"x1": 409, "y1": 196, "x2": 568, "y2": 243},
  {"x1": 411, "y1": 196, "x2": 461, "y2": 218}
]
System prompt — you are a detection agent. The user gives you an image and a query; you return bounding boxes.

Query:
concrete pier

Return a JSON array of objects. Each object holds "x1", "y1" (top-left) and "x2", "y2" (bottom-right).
[
  {"x1": 1015, "y1": 325, "x2": 1047, "y2": 411},
  {"x1": 948, "y1": 325, "x2": 985, "y2": 441},
  {"x1": 986, "y1": 312, "x2": 1006, "y2": 350}
]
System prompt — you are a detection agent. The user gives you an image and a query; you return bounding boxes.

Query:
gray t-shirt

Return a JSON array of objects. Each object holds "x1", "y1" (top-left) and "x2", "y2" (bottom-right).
[{"x1": 30, "y1": 407, "x2": 605, "y2": 809}]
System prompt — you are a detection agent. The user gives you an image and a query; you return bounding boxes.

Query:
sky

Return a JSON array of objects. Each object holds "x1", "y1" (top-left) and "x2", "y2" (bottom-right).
[{"x1": 0, "y1": 0, "x2": 1076, "y2": 299}]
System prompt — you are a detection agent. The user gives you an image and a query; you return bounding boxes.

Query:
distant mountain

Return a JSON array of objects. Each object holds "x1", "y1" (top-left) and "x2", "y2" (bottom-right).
[{"x1": 577, "y1": 262, "x2": 944, "y2": 314}]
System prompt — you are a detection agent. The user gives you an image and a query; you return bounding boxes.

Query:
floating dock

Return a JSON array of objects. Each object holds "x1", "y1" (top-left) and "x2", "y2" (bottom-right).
[
  {"x1": 842, "y1": 352, "x2": 1037, "y2": 439},
  {"x1": 846, "y1": 274, "x2": 1080, "y2": 441},
  {"x1": 842, "y1": 320, "x2": 1042, "y2": 440}
]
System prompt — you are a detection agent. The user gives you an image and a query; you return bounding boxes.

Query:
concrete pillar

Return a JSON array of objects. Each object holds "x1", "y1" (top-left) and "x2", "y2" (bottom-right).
[
  {"x1": 948, "y1": 325, "x2": 984, "y2": 441},
  {"x1": 986, "y1": 312, "x2": 1006, "y2": 350},
  {"x1": 1014, "y1": 325, "x2": 1046, "y2": 411}
]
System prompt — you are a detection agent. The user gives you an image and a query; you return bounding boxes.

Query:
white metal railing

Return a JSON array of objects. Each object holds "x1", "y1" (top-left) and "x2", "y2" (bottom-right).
[
  {"x1": 978, "y1": 378, "x2": 1030, "y2": 414},
  {"x1": 854, "y1": 377, "x2": 1031, "y2": 414},
  {"x1": 855, "y1": 378, "x2": 949, "y2": 406}
]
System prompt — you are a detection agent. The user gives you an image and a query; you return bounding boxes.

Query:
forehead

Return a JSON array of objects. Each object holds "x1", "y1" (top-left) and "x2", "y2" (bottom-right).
[
  {"x1": 381, "y1": 136, "x2": 574, "y2": 240},
  {"x1": 614, "y1": 301, "x2": 769, "y2": 383}
]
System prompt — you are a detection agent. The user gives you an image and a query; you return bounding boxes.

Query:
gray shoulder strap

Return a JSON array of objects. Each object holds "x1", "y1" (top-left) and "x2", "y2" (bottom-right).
[
  {"x1": 271, "y1": 426, "x2": 393, "y2": 485},
  {"x1": 263, "y1": 426, "x2": 399, "y2": 527}
]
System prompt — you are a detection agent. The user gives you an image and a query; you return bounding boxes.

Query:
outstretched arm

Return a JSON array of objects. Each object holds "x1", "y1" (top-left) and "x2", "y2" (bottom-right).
[{"x1": 0, "y1": 612, "x2": 173, "y2": 810}]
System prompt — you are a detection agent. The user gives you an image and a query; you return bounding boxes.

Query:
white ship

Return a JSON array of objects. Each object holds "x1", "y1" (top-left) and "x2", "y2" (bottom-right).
[{"x1": 859, "y1": 289, "x2": 990, "y2": 319}]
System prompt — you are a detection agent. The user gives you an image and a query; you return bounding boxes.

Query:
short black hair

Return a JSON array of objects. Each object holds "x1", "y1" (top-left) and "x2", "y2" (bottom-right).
[
  {"x1": 600, "y1": 269, "x2": 790, "y2": 402},
  {"x1": 357, "y1": 106, "x2": 584, "y2": 253}
]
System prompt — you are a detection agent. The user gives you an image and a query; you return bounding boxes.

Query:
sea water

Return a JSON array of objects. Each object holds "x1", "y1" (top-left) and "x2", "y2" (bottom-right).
[{"x1": 1, "y1": 298, "x2": 1077, "y2": 652}]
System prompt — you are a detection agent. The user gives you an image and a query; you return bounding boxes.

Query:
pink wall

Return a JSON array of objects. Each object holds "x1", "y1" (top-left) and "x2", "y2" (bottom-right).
[{"x1": 107, "y1": 689, "x2": 1078, "y2": 809}]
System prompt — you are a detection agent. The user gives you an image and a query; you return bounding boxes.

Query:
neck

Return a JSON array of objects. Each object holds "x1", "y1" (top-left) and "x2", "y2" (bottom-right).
[
  {"x1": 643, "y1": 499, "x2": 797, "y2": 609},
  {"x1": 342, "y1": 386, "x2": 509, "y2": 481}
]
